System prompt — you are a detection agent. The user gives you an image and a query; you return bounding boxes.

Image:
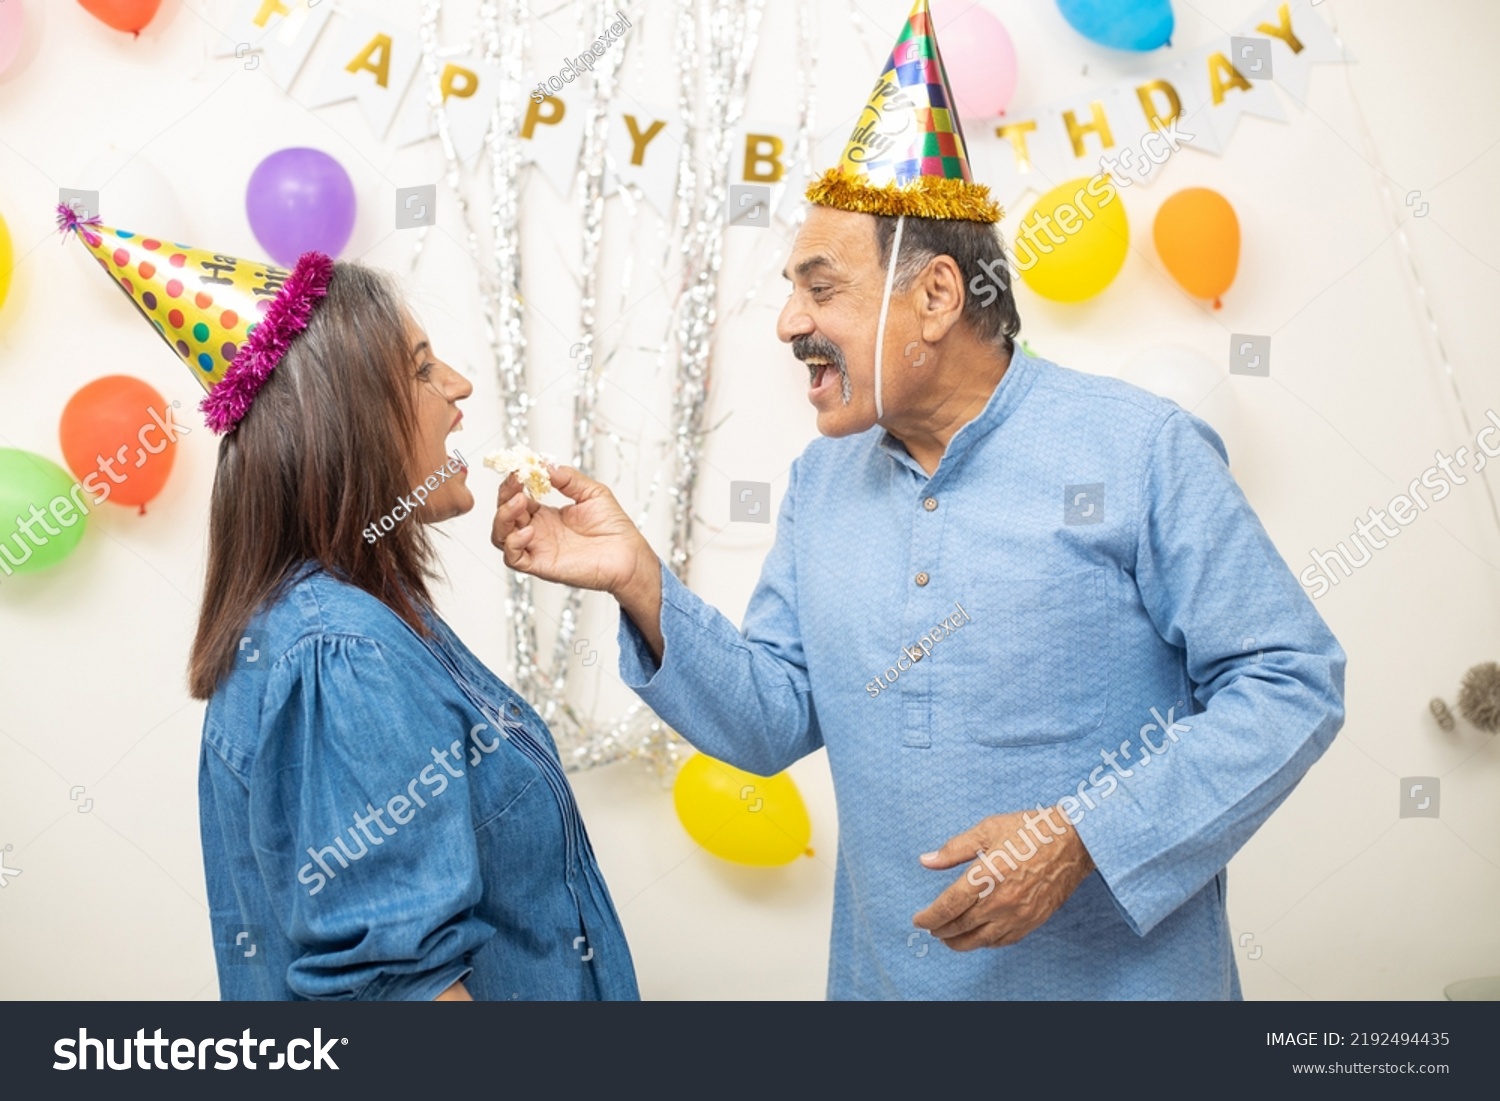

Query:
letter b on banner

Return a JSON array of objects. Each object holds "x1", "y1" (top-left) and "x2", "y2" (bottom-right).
[{"x1": 743, "y1": 133, "x2": 785, "y2": 183}]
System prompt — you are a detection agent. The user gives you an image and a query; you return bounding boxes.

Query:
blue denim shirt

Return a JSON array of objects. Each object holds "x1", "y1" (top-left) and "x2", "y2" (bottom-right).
[
  {"x1": 200, "y1": 565, "x2": 638, "y2": 1001},
  {"x1": 619, "y1": 349, "x2": 1346, "y2": 1000}
]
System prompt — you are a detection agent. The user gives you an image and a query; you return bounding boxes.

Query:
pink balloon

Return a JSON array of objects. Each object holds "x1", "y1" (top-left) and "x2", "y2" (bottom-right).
[
  {"x1": 932, "y1": 0, "x2": 1018, "y2": 120},
  {"x1": 0, "y1": 0, "x2": 24, "y2": 75}
]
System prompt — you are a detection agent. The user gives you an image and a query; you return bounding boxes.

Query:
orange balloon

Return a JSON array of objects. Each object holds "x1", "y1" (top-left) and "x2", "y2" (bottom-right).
[
  {"x1": 1153, "y1": 188, "x2": 1240, "y2": 308},
  {"x1": 76, "y1": 0, "x2": 162, "y2": 35},
  {"x1": 59, "y1": 375, "x2": 178, "y2": 513}
]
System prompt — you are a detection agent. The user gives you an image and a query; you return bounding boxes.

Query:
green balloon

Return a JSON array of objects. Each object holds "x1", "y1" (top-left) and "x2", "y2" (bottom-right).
[{"x1": 0, "y1": 448, "x2": 89, "y2": 576}]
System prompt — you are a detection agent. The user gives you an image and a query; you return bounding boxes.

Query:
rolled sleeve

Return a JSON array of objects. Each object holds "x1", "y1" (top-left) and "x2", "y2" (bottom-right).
[
  {"x1": 253, "y1": 633, "x2": 495, "y2": 1000},
  {"x1": 1078, "y1": 410, "x2": 1346, "y2": 936}
]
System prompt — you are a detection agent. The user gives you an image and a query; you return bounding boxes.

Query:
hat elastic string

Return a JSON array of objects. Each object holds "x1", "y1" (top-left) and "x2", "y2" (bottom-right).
[{"x1": 872, "y1": 214, "x2": 905, "y2": 423}]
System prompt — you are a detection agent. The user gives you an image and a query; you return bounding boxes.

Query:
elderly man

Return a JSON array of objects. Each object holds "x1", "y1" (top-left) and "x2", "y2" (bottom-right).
[{"x1": 492, "y1": 0, "x2": 1344, "y2": 999}]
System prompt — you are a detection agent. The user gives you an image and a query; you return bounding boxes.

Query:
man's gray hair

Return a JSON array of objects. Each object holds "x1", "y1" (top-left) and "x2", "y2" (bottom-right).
[{"x1": 872, "y1": 215, "x2": 1022, "y2": 352}]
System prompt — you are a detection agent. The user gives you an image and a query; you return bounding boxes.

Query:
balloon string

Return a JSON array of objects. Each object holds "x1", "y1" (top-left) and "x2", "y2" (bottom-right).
[{"x1": 873, "y1": 214, "x2": 905, "y2": 422}]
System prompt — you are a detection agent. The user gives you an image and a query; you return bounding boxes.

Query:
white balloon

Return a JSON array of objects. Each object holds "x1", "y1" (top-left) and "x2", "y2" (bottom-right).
[
  {"x1": 65, "y1": 149, "x2": 196, "y2": 322},
  {"x1": 72, "y1": 147, "x2": 194, "y2": 242}
]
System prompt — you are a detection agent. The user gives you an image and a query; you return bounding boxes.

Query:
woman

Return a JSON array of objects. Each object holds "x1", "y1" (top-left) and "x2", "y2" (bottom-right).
[{"x1": 179, "y1": 258, "x2": 638, "y2": 1000}]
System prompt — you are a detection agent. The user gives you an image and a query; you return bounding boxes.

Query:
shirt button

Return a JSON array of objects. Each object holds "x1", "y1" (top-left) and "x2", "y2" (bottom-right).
[
  {"x1": 923, "y1": 497, "x2": 938, "y2": 511},
  {"x1": 915, "y1": 572, "x2": 930, "y2": 586}
]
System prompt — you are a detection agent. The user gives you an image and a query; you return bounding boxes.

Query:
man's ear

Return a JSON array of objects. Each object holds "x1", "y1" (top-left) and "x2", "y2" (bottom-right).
[{"x1": 918, "y1": 254, "x2": 966, "y2": 344}]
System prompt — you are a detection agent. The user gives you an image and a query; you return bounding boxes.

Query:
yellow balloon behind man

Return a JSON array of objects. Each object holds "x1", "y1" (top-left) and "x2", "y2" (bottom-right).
[
  {"x1": 672, "y1": 753, "x2": 812, "y2": 866},
  {"x1": 1015, "y1": 176, "x2": 1129, "y2": 302},
  {"x1": 0, "y1": 211, "x2": 13, "y2": 313}
]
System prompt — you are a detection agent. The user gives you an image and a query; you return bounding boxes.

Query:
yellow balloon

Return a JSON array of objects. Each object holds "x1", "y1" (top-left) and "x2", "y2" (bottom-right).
[
  {"x1": 0, "y1": 212, "x2": 12, "y2": 314},
  {"x1": 1014, "y1": 176, "x2": 1129, "y2": 302},
  {"x1": 672, "y1": 753, "x2": 812, "y2": 866}
]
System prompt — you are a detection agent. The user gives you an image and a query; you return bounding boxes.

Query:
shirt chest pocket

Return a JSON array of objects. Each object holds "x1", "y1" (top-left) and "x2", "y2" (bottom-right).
[{"x1": 941, "y1": 568, "x2": 1110, "y2": 747}]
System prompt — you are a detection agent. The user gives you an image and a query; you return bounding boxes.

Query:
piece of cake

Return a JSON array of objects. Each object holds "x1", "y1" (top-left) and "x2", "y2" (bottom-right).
[{"x1": 483, "y1": 446, "x2": 558, "y2": 501}]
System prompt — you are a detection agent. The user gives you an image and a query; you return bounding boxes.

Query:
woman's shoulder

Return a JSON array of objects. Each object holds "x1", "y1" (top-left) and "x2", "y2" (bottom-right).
[
  {"x1": 217, "y1": 567, "x2": 441, "y2": 704},
  {"x1": 255, "y1": 565, "x2": 430, "y2": 656},
  {"x1": 203, "y1": 567, "x2": 451, "y2": 769}
]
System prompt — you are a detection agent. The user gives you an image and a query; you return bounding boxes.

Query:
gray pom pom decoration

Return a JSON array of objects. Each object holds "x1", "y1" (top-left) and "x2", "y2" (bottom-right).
[
  {"x1": 1429, "y1": 698, "x2": 1456, "y2": 732},
  {"x1": 1457, "y1": 662, "x2": 1500, "y2": 733}
]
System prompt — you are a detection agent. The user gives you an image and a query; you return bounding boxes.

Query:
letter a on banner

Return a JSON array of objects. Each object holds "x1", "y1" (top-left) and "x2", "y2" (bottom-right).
[{"x1": 308, "y1": 15, "x2": 420, "y2": 138}]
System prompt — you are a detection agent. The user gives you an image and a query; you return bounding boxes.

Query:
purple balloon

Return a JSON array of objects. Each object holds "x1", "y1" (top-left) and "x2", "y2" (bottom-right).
[{"x1": 245, "y1": 148, "x2": 356, "y2": 267}]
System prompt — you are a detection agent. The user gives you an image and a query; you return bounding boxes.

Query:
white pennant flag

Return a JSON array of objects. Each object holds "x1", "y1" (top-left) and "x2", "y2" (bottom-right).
[
  {"x1": 520, "y1": 92, "x2": 586, "y2": 198},
  {"x1": 308, "y1": 15, "x2": 420, "y2": 139},
  {"x1": 1238, "y1": 0, "x2": 1356, "y2": 103},
  {"x1": 1193, "y1": 39, "x2": 1288, "y2": 147},
  {"x1": 728, "y1": 120, "x2": 800, "y2": 224},
  {"x1": 393, "y1": 55, "x2": 500, "y2": 164},
  {"x1": 603, "y1": 106, "x2": 682, "y2": 218},
  {"x1": 213, "y1": 0, "x2": 332, "y2": 89},
  {"x1": 1000, "y1": 105, "x2": 1079, "y2": 197}
]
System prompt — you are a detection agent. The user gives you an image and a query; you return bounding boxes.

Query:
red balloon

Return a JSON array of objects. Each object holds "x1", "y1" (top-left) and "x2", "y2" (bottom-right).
[
  {"x1": 76, "y1": 0, "x2": 162, "y2": 35},
  {"x1": 59, "y1": 376, "x2": 179, "y2": 513}
]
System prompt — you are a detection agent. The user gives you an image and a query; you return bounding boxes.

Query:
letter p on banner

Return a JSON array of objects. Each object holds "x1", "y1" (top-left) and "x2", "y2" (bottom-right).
[
  {"x1": 522, "y1": 95, "x2": 566, "y2": 139},
  {"x1": 440, "y1": 62, "x2": 480, "y2": 101}
]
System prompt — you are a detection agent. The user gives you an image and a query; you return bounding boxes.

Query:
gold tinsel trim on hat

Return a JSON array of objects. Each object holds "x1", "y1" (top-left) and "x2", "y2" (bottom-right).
[{"x1": 805, "y1": 168, "x2": 1003, "y2": 224}]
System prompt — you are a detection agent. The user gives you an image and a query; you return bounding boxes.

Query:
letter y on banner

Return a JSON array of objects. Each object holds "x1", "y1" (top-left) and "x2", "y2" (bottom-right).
[{"x1": 603, "y1": 106, "x2": 682, "y2": 217}]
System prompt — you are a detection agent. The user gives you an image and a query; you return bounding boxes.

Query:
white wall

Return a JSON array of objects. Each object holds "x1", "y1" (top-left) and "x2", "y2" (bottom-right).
[{"x1": 0, "y1": 0, "x2": 1496, "y2": 1000}]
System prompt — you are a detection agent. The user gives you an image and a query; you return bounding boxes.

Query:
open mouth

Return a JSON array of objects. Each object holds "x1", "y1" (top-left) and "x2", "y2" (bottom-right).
[
  {"x1": 805, "y1": 356, "x2": 834, "y2": 390},
  {"x1": 794, "y1": 335, "x2": 846, "y2": 403}
]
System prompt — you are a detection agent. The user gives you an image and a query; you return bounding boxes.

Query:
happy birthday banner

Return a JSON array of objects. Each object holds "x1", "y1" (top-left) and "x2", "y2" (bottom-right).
[{"x1": 213, "y1": 0, "x2": 1350, "y2": 221}]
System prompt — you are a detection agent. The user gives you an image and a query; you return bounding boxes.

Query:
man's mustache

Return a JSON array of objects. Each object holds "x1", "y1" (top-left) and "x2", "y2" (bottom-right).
[
  {"x1": 791, "y1": 334, "x2": 846, "y2": 370},
  {"x1": 792, "y1": 334, "x2": 853, "y2": 405}
]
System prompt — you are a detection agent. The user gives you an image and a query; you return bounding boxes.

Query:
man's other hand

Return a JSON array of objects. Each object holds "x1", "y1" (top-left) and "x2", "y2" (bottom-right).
[{"x1": 912, "y1": 805, "x2": 1096, "y2": 951}]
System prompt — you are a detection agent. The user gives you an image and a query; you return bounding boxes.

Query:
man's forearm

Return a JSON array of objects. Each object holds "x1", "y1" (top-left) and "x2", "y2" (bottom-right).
[{"x1": 615, "y1": 546, "x2": 665, "y2": 665}]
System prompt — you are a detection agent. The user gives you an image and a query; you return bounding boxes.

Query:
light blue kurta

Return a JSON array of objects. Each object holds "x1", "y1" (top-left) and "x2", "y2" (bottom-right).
[{"x1": 618, "y1": 348, "x2": 1345, "y2": 1000}]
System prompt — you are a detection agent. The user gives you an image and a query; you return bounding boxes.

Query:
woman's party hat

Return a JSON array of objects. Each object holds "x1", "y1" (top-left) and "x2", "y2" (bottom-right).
[
  {"x1": 807, "y1": 0, "x2": 1001, "y2": 223},
  {"x1": 56, "y1": 203, "x2": 333, "y2": 434}
]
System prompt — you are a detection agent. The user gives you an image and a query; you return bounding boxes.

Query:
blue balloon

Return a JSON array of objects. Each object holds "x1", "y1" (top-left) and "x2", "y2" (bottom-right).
[{"x1": 1056, "y1": 0, "x2": 1174, "y2": 51}]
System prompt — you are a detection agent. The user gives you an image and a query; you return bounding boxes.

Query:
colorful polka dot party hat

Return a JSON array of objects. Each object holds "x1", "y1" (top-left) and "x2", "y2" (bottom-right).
[
  {"x1": 56, "y1": 203, "x2": 333, "y2": 434},
  {"x1": 806, "y1": 0, "x2": 1001, "y2": 224}
]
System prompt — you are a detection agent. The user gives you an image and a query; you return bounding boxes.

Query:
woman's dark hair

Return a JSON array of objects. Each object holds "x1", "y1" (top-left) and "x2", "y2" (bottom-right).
[
  {"x1": 873, "y1": 214, "x2": 1022, "y2": 351},
  {"x1": 188, "y1": 261, "x2": 435, "y2": 699}
]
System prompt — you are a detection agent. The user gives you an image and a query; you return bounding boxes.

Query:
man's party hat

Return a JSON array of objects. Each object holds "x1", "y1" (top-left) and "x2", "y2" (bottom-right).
[
  {"x1": 807, "y1": 0, "x2": 1001, "y2": 223},
  {"x1": 56, "y1": 203, "x2": 333, "y2": 434}
]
